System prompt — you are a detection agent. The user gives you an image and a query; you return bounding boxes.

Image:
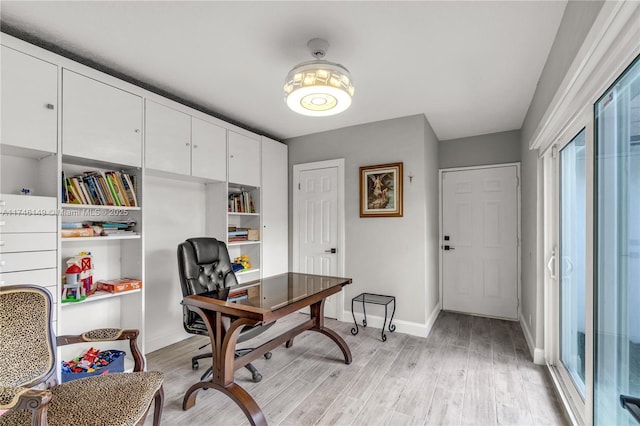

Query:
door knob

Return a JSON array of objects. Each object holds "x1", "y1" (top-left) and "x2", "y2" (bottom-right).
[
  {"x1": 324, "y1": 248, "x2": 337, "y2": 254},
  {"x1": 443, "y1": 245, "x2": 455, "y2": 251}
]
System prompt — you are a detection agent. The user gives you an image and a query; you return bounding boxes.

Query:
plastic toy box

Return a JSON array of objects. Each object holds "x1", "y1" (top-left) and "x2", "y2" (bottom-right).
[{"x1": 61, "y1": 349, "x2": 126, "y2": 383}]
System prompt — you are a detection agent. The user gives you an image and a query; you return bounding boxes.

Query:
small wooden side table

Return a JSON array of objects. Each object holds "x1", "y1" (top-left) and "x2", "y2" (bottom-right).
[{"x1": 350, "y1": 292, "x2": 396, "y2": 341}]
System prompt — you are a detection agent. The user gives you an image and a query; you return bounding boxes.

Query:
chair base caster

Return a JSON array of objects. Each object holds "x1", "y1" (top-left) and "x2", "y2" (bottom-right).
[
  {"x1": 252, "y1": 372, "x2": 262, "y2": 383},
  {"x1": 264, "y1": 352, "x2": 272, "y2": 360}
]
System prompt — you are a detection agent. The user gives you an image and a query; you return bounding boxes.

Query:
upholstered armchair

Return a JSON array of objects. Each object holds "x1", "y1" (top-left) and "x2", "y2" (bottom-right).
[{"x1": 0, "y1": 285, "x2": 164, "y2": 425}]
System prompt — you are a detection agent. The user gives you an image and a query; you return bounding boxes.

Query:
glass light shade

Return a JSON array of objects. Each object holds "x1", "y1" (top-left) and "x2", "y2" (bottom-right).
[{"x1": 284, "y1": 60, "x2": 354, "y2": 116}]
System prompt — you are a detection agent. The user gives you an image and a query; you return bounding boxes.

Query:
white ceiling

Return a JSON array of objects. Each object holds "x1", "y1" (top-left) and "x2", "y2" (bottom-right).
[{"x1": 1, "y1": 1, "x2": 567, "y2": 141}]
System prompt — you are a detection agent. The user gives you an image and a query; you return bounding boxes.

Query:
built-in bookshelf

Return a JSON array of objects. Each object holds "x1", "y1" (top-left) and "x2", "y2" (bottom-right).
[{"x1": 226, "y1": 185, "x2": 261, "y2": 281}]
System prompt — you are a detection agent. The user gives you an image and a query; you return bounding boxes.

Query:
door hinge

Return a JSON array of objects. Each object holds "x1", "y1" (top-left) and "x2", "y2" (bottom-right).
[{"x1": 551, "y1": 145, "x2": 558, "y2": 159}]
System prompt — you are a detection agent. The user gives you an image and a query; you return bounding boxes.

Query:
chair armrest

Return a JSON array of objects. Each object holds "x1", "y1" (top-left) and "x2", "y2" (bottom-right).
[
  {"x1": 57, "y1": 328, "x2": 145, "y2": 372},
  {"x1": 0, "y1": 385, "x2": 51, "y2": 425}
]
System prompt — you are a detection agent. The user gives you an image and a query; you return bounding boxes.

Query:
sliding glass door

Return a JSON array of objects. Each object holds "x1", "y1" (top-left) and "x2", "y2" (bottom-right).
[
  {"x1": 560, "y1": 129, "x2": 587, "y2": 398},
  {"x1": 594, "y1": 57, "x2": 640, "y2": 425}
]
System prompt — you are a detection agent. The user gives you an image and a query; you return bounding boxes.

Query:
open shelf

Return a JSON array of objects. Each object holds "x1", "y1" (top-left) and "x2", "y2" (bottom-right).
[
  {"x1": 61, "y1": 203, "x2": 141, "y2": 211},
  {"x1": 61, "y1": 234, "x2": 141, "y2": 242},
  {"x1": 60, "y1": 289, "x2": 141, "y2": 307},
  {"x1": 228, "y1": 212, "x2": 259, "y2": 217},
  {"x1": 236, "y1": 268, "x2": 260, "y2": 276},
  {"x1": 228, "y1": 241, "x2": 261, "y2": 247}
]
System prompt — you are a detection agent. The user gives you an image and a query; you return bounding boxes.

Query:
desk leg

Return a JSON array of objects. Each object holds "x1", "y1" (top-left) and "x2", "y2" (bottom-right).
[
  {"x1": 310, "y1": 298, "x2": 352, "y2": 365},
  {"x1": 182, "y1": 307, "x2": 267, "y2": 426}
]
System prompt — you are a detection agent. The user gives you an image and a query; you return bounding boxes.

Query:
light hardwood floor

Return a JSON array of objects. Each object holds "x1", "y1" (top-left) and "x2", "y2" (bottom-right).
[{"x1": 143, "y1": 311, "x2": 567, "y2": 425}]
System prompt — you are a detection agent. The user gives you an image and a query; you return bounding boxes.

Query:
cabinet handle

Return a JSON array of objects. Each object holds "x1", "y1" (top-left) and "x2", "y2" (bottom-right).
[
  {"x1": 230, "y1": 154, "x2": 234, "y2": 159},
  {"x1": 45, "y1": 103, "x2": 54, "y2": 110},
  {"x1": 134, "y1": 129, "x2": 140, "y2": 133},
  {"x1": 193, "y1": 145, "x2": 198, "y2": 149},
  {"x1": 185, "y1": 142, "x2": 190, "y2": 146}
]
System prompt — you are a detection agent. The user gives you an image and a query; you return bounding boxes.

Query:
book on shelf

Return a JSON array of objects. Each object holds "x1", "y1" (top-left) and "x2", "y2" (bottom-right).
[
  {"x1": 61, "y1": 228, "x2": 94, "y2": 238},
  {"x1": 62, "y1": 170, "x2": 138, "y2": 207},
  {"x1": 228, "y1": 191, "x2": 255, "y2": 213}
]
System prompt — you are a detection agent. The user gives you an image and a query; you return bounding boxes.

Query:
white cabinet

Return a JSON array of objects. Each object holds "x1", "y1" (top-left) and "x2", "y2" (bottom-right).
[
  {"x1": 145, "y1": 101, "x2": 227, "y2": 181},
  {"x1": 144, "y1": 100, "x2": 191, "y2": 175},
  {"x1": 191, "y1": 117, "x2": 226, "y2": 181},
  {"x1": 0, "y1": 194, "x2": 58, "y2": 303},
  {"x1": 62, "y1": 70, "x2": 142, "y2": 167},
  {"x1": 1, "y1": 45, "x2": 57, "y2": 153},
  {"x1": 228, "y1": 131, "x2": 260, "y2": 187},
  {"x1": 261, "y1": 137, "x2": 288, "y2": 276}
]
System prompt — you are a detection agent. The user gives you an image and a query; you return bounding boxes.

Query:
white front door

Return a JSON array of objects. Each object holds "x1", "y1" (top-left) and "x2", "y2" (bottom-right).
[
  {"x1": 293, "y1": 160, "x2": 344, "y2": 319},
  {"x1": 441, "y1": 165, "x2": 519, "y2": 319}
]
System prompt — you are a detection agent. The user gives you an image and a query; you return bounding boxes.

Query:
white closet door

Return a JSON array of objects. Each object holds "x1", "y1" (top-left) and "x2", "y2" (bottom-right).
[
  {"x1": 228, "y1": 131, "x2": 260, "y2": 187},
  {"x1": 191, "y1": 117, "x2": 226, "y2": 181},
  {"x1": 145, "y1": 100, "x2": 191, "y2": 175},
  {"x1": 261, "y1": 137, "x2": 288, "y2": 276}
]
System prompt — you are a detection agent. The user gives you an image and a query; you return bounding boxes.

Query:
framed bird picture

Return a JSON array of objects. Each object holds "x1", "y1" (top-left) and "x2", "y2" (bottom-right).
[{"x1": 359, "y1": 162, "x2": 403, "y2": 217}]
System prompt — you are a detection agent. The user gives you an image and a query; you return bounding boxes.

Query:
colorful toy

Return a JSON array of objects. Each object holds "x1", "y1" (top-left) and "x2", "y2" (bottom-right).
[
  {"x1": 62, "y1": 263, "x2": 86, "y2": 303},
  {"x1": 61, "y1": 348, "x2": 126, "y2": 380},
  {"x1": 65, "y1": 252, "x2": 94, "y2": 295},
  {"x1": 233, "y1": 255, "x2": 251, "y2": 271}
]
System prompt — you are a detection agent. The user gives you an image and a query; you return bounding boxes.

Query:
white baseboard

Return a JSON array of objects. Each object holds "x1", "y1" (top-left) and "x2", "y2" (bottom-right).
[
  {"x1": 341, "y1": 302, "x2": 441, "y2": 339},
  {"x1": 519, "y1": 312, "x2": 545, "y2": 365}
]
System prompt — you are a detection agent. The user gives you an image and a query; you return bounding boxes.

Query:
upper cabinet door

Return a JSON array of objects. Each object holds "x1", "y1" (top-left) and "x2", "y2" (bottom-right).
[
  {"x1": 145, "y1": 100, "x2": 191, "y2": 175},
  {"x1": 1, "y1": 46, "x2": 57, "y2": 153},
  {"x1": 228, "y1": 131, "x2": 260, "y2": 187},
  {"x1": 191, "y1": 117, "x2": 226, "y2": 181},
  {"x1": 62, "y1": 70, "x2": 142, "y2": 167}
]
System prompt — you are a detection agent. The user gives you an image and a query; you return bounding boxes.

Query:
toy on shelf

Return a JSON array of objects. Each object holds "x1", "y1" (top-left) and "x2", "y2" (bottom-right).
[
  {"x1": 62, "y1": 263, "x2": 86, "y2": 303},
  {"x1": 67, "y1": 252, "x2": 94, "y2": 293},
  {"x1": 232, "y1": 255, "x2": 251, "y2": 272}
]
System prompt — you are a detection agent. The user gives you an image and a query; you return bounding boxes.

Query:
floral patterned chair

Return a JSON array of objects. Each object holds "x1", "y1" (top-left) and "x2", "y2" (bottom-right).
[{"x1": 0, "y1": 285, "x2": 164, "y2": 425}]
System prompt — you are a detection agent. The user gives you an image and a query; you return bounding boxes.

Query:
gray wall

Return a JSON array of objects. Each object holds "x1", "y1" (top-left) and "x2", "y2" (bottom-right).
[
  {"x1": 439, "y1": 129, "x2": 521, "y2": 169},
  {"x1": 286, "y1": 114, "x2": 440, "y2": 326},
  {"x1": 519, "y1": 0, "x2": 603, "y2": 355}
]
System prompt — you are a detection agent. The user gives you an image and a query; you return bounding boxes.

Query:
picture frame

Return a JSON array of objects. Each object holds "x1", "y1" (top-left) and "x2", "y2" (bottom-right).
[{"x1": 359, "y1": 162, "x2": 403, "y2": 217}]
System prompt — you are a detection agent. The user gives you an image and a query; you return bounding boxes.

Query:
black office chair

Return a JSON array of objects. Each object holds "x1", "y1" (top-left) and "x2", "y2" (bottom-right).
[{"x1": 177, "y1": 237, "x2": 272, "y2": 383}]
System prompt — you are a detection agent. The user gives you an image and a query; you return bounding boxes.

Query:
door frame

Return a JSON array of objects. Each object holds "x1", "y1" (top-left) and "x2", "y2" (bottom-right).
[
  {"x1": 292, "y1": 158, "x2": 346, "y2": 321},
  {"x1": 438, "y1": 163, "x2": 522, "y2": 319},
  {"x1": 542, "y1": 107, "x2": 594, "y2": 426}
]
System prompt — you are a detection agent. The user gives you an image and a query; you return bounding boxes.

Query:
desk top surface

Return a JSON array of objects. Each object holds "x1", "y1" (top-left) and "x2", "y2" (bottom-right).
[{"x1": 183, "y1": 272, "x2": 352, "y2": 321}]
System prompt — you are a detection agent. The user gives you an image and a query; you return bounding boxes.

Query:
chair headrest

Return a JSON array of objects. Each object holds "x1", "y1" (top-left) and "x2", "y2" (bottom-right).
[{"x1": 186, "y1": 237, "x2": 220, "y2": 265}]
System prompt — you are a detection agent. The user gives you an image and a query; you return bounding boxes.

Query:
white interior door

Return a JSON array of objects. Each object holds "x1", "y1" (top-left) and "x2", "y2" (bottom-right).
[
  {"x1": 293, "y1": 160, "x2": 344, "y2": 319},
  {"x1": 441, "y1": 165, "x2": 519, "y2": 319}
]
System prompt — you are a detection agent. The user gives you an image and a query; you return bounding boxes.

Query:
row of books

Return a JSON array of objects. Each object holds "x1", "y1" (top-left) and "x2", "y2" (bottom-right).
[
  {"x1": 228, "y1": 191, "x2": 255, "y2": 213},
  {"x1": 227, "y1": 227, "x2": 259, "y2": 242},
  {"x1": 62, "y1": 170, "x2": 138, "y2": 207}
]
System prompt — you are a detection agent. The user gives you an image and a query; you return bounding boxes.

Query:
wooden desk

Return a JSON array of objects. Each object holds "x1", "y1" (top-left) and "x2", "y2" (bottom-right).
[{"x1": 181, "y1": 272, "x2": 353, "y2": 426}]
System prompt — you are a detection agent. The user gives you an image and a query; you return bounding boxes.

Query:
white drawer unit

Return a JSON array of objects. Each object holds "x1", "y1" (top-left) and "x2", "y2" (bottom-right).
[
  {"x1": 0, "y1": 194, "x2": 57, "y2": 212},
  {"x1": 0, "y1": 232, "x2": 56, "y2": 253},
  {"x1": 0, "y1": 267, "x2": 57, "y2": 287},
  {"x1": 1, "y1": 215, "x2": 57, "y2": 233},
  {"x1": 0, "y1": 251, "x2": 57, "y2": 273}
]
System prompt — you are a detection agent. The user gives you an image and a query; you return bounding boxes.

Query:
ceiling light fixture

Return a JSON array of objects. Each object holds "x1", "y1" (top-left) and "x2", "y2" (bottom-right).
[{"x1": 284, "y1": 38, "x2": 355, "y2": 117}]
